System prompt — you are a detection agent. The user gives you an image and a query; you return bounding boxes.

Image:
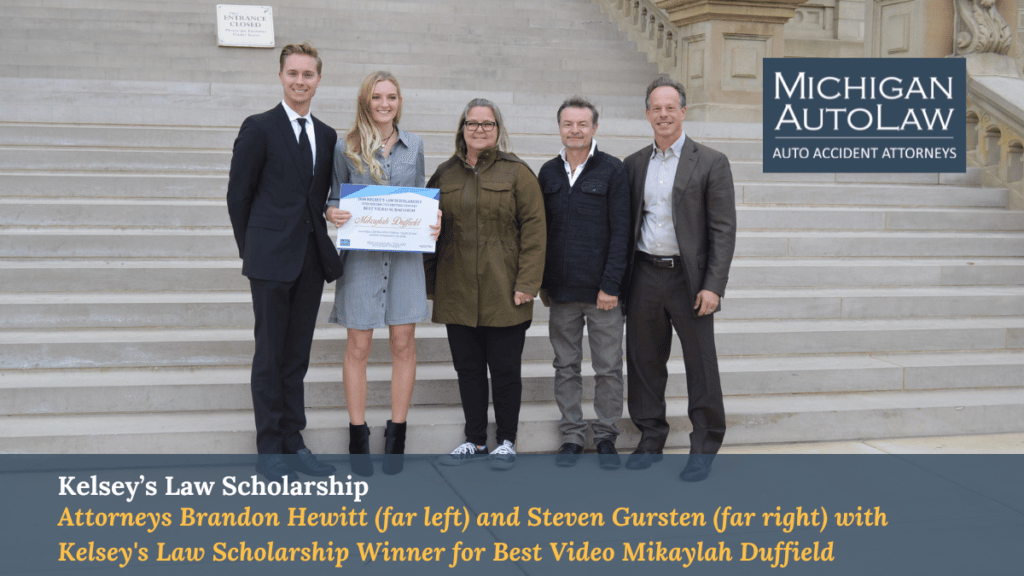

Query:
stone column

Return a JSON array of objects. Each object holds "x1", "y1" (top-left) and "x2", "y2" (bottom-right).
[{"x1": 654, "y1": 0, "x2": 809, "y2": 122}]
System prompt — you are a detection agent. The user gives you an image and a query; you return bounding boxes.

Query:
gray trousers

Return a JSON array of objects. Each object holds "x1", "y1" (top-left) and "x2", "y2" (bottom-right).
[{"x1": 548, "y1": 299, "x2": 625, "y2": 446}]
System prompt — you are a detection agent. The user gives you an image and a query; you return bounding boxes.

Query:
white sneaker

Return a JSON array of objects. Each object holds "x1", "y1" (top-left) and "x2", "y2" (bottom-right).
[
  {"x1": 438, "y1": 441, "x2": 488, "y2": 466},
  {"x1": 489, "y1": 440, "x2": 516, "y2": 470}
]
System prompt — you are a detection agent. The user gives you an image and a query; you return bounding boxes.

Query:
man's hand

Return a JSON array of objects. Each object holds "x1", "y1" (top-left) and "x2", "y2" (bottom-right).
[
  {"x1": 514, "y1": 291, "x2": 535, "y2": 306},
  {"x1": 596, "y1": 290, "x2": 618, "y2": 311},
  {"x1": 694, "y1": 290, "x2": 719, "y2": 316},
  {"x1": 429, "y1": 210, "x2": 442, "y2": 241},
  {"x1": 325, "y1": 206, "x2": 351, "y2": 227}
]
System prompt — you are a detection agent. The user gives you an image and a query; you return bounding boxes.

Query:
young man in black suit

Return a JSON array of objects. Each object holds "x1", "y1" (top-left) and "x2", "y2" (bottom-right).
[{"x1": 227, "y1": 42, "x2": 345, "y2": 480}]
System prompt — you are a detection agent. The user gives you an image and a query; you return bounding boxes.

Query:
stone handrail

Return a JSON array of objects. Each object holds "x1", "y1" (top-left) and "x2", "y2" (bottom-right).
[
  {"x1": 595, "y1": 0, "x2": 682, "y2": 79},
  {"x1": 963, "y1": 56, "x2": 1024, "y2": 209}
]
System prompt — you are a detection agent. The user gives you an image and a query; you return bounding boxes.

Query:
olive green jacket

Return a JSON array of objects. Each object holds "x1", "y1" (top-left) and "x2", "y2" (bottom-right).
[{"x1": 424, "y1": 148, "x2": 546, "y2": 327}]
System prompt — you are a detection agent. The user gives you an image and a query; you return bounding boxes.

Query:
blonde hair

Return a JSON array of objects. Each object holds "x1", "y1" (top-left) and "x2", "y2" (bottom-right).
[
  {"x1": 345, "y1": 71, "x2": 403, "y2": 184},
  {"x1": 279, "y1": 42, "x2": 321, "y2": 74}
]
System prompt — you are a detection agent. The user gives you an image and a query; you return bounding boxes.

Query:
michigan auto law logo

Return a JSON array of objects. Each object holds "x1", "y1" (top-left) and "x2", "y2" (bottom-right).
[{"x1": 763, "y1": 58, "x2": 966, "y2": 173}]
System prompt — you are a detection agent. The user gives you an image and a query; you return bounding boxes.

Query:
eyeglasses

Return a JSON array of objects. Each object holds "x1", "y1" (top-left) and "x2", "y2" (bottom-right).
[{"x1": 464, "y1": 121, "x2": 497, "y2": 132}]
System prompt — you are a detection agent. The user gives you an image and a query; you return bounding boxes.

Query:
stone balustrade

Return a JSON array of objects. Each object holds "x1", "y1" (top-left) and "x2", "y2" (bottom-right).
[
  {"x1": 596, "y1": 0, "x2": 682, "y2": 77},
  {"x1": 966, "y1": 71, "x2": 1024, "y2": 209}
]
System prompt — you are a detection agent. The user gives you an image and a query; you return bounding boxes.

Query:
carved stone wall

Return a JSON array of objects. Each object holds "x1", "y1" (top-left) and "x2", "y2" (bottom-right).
[
  {"x1": 785, "y1": 0, "x2": 865, "y2": 56},
  {"x1": 640, "y1": 0, "x2": 809, "y2": 121},
  {"x1": 1018, "y1": 3, "x2": 1024, "y2": 75},
  {"x1": 955, "y1": 0, "x2": 1013, "y2": 55},
  {"x1": 865, "y1": 0, "x2": 955, "y2": 57}
]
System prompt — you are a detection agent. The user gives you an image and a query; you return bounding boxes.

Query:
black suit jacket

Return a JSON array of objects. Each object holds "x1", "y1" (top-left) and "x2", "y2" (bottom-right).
[
  {"x1": 227, "y1": 103, "x2": 342, "y2": 283},
  {"x1": 623, "y1": 137, "x2": 737, "y2": 314}
]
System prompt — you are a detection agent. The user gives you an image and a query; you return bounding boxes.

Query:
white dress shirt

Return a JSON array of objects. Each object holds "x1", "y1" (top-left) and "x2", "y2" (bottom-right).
[
  {"x1": 637, "y1": 133, "x2": 686, "y2": 256},
  {"x1": 282, "y1": 100, "x2": 316, "y2": 170},
  {"x1": 559, "y1": 139, "x2": 597, "y2": 187}
]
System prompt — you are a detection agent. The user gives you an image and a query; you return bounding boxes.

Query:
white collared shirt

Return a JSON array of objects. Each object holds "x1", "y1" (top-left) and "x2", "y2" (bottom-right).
[
  {"x1": 559, "y1": 139, "x2": 597, "y2": 187},
  {"x1": 282, "y1": 100, "x2": 317, "y2": 170},
  {"x1": 637, "y1": 133, "x2": 686, "y2": 256}
]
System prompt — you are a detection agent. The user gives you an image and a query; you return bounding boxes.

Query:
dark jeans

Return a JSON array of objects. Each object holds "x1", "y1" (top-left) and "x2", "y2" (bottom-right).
[{"x1": 445, "y1": 321, "x2": 531, "y2": 446}]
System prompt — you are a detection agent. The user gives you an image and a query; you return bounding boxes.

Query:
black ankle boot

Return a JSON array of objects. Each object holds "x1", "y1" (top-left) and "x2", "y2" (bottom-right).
[
  {"x1": 382, "y1": 420, "x2": 406, "y2": 475},
  {"x1": 348, "y1": 423, "x2": 373, "y2": 477}
]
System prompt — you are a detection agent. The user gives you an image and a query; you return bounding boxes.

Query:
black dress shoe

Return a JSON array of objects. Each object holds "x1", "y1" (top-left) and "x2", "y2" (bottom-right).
[
  {"x1": 596, "y1": 439, "x2": 621, "y2": 470},
  {"x1": 624, "y1": 447, "x2": 664, "y2": 470},
  {"x1": 255, "y1": 454, "x2": 297, "y2": 482},
  {"x1": 555, "y1": 442, "x2": 583, "y2": 467},
  {"x1": 679, "y1": 455, "x2": 713, "y2": 482},
  {"x1": 290, "y1": 448, "x2": 336, "y2": 476}
]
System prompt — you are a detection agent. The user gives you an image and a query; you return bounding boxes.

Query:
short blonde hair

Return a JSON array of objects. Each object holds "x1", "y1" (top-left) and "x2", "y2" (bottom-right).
[{"x1": 279, "y1": 42, "x2": 322, "y2": 75}]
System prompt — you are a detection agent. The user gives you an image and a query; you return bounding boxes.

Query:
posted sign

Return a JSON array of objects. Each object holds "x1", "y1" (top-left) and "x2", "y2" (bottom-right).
[{"x1": 217, "y1": 5, "x2": 275, "y2": 48}]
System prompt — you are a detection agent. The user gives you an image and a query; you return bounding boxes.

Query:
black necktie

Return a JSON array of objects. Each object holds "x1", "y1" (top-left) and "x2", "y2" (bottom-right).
[{"x1": 296, "y1": 117, "x2": 313, "y2": 173}]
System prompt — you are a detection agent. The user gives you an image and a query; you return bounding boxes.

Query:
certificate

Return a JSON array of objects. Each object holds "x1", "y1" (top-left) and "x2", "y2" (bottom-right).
[{"x1": 334, "y1": 184, "x2": 440, "y2": 253}]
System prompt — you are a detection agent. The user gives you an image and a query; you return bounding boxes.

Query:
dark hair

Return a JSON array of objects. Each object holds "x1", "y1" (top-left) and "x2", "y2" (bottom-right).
[
  {"x1": 556, "y1": 96, "x2": 599, "y2": 125},
  {"x1": 279, "y1": 42, "x2": 322, "y2": 75},
  {"x1": 645, "y1": 77, "x2": 686, "y2": 109}
]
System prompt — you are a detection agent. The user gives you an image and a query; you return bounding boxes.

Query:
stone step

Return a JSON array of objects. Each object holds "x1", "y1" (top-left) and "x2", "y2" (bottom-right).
[
  {"x1": 5, "y1": 0, "x2": 600, "y2": 10},
  {"x1": 1, "y1": 37, "x2": 647, "y2": 67},
  {"x1": 720, "y1": 388, "x2": 1024, "y2": 448},
  {"x1": 0, "y1": 124, "x2": 767, "y2": 163},
  {"x1": 732, "y1": 161, "x2": 990, "y2": 187},
  {"x1": 0, "y1": 147, "x2": 230, "y2": 173},
  {"x1": 0, "y1": 158, "x2": 994, "y2": 198},
  {"x1": 0, "y1": 104, "x2": 656, "y2": 138},
  {"x1": 0, "y1": 65, "x2": 658, "y2": 94},
  {"x1": 3, "y1": 317, "x2": 1022, "y2": 371},
  {"x1": 0, "y1": 124, "x2": 674, "y2": 160},
  {"x1": 1, "y1": 2, "x2": 625, "y2": 31},
  {"x1": 5, "y1": 199, "x2": 1019, "y2": 232},
  {"x1": 729, "y1": 258, "x2": 1024, "y2": 288},
  {"x1": 0, "y1": 168, "x2": 986, "y2": 201},
  {"x1": 0, "y1": 198, "x2": 231, "y2": 227},
  {"x1": 718, "y1": 286, "x2": 1024, "y2": 320},
  {"x1": 0, "y1": 259, "x2": 250, "y2": 292},
  {"x1": 0, "y1": 173, "x2": 228, "y2": 199},
  {"x1": 4, "y1": 285, "x2": 1024, "y2": 329},
  {"x1": 3, "y1": 351, "x2": 1023, "y2": 418},
  {"x1": 0, "y1": 20, "x2": 645, "y2": 51},
  {"x1": 3, "y1": 387, "x2": 1022, "y2": 453},
  {"x1": 739, "y1": 181, "x2": 1005, "y2": 207},
  {"x1": 737, "y1": 206, "x2": 1024, "y2": 231},
  {"x1": 0, "y1": 79, "x2": 657, "y2": 111},
  {"x1": 738, "y1": 231, "x2": 1024, "y2": 258},
  {"x1": 6, "y1": 228, "x2": 1021, "y2": 259},
  {"x1": 3, "y1": 257, "x2": 1021, "y2": 292}
]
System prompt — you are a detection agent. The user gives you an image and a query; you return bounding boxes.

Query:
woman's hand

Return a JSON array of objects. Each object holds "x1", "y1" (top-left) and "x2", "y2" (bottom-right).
[
  {"x1": 325, "y1": 206, "x2": 351, "y2": 227},
  {"x1": 514, "y1": 291, "x2": 534, "y2": 306},
  {"x1": 429, "y1": 210, "x2": 442, "y2": 241}
]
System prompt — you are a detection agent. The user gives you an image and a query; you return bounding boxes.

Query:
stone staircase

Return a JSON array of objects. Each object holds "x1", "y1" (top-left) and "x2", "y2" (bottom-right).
[{"x1": 1, "y1": 0, "x2": 1023, "y2": 454}]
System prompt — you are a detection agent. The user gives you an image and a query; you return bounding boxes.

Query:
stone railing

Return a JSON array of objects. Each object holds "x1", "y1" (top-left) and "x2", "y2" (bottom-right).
[
  {"x1": 595, "y1": 0, "x2": 682, "y2": 79},
  {"x1": 954, "y1": 0, "x2": 1024, "y2": 210},
  {"x1": 966, "y1": 71, "x2": 1024, "y2": 209}
]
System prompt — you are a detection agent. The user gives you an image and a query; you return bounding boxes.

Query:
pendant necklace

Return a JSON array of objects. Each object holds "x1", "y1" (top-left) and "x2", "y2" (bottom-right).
[{"x1": 380, "y1": 126, "x2": 395, "y2": 151}]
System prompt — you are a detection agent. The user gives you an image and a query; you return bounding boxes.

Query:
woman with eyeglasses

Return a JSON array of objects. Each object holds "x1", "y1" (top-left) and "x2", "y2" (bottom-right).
[
  {"x1": 325, "y1": 71, "x2": 438, "y2": 475},
  {"x1": 425, "y1": 98, "x2": 546, "y2": 470}
]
